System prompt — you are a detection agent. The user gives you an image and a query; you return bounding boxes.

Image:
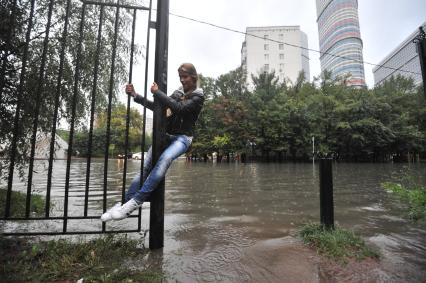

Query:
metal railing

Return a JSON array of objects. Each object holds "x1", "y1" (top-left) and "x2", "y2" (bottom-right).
[{"x1": 0, "y1": 0, "x2": 163, "y2": 239}]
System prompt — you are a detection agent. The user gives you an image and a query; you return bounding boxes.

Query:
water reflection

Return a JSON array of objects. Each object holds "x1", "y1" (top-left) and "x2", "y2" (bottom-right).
[
  {"x1": 1, "y1": 160, "x2": 425, "y2": 281},
  {"x1": 165, "y1": 161, "x2": 426, "y2": 282}
]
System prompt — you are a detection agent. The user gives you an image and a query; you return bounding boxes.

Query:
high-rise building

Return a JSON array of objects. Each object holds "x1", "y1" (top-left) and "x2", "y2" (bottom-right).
[
  {"x1": 373, "y1": 22, "x2": 426, "y2": 86},
  {"x1": 316, "y1": 0, "x2": 366, "y2": 86},
  {"x1": 241, "y1": 26, "x2": 310, "y2": 86}
]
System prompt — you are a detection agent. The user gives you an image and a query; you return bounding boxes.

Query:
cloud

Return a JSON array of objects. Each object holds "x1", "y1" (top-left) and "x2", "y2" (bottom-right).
[{"x1": 133, "y1": 0, "x2": 426, "y2": 93}]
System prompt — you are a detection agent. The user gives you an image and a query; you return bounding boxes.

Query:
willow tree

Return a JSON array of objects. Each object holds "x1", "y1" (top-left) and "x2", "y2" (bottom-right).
[{"x1": 0, "y1": 0, "x2": 141, "y2": 179}]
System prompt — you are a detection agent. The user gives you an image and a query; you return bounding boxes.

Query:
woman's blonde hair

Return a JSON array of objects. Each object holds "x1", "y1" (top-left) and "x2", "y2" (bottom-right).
[{"x1": 178, "y1": 63, "x2": 198, "y2": 83}]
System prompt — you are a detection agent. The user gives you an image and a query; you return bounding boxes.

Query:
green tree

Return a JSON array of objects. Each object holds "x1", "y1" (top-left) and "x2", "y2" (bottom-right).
[
  {"x1": 215, "y1": 66, "x2": 248, "y2": 98},
  {"x1": 249, "y1": 71, "x2": 286, "y2": 160},
  {"x1": 193, "y1": 69, "x2": 426, "y2": 162},
  {"x1": 193, "y1": 69, "x2": 251, "y2": 159},
  {"x1": 73, "y1": 103, "x2": 149, "y2": 157},
  {"x1": 1, "y1": 0, "x2": 139, "y2": 178}
]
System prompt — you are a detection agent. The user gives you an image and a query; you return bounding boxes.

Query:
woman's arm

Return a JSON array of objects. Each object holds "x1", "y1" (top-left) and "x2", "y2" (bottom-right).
[
  {"x1": 151, "y1": 81, "x2": 204, "y2": 114},
  {"x1": 153, "y1": 89, "x2": 204, "y2": 114},
  {"x1": 126, "y1": 84, "x2": 154, "y2": 110}
]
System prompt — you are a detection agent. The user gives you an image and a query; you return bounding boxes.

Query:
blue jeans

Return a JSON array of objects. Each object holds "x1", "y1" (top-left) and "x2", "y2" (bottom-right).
[{"x1": 125, "y1": 134, "x2": 192, "y2": 203}]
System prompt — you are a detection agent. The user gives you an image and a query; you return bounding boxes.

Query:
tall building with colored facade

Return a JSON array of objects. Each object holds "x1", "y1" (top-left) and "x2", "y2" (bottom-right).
[{"x1": 316, "y1": 0, "x2": 366, "y2": 86}]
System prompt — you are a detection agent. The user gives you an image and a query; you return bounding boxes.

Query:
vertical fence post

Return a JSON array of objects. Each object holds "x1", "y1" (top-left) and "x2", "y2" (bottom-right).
[
  {"x1": 5, "y1": 0, "x2": 37, "y2": 218},
  {"x1": 139, "y1": 0, "x2": 153, "y2": 232},
  {"x1": 150, "y1": 0, "x2": 169, "y2": 249},
  {"x1": 46, "y1": 0, "x2": 72, "y2": 218},
  {"x1": 26, "y1": 0, "x2": 55, "y2": 218},
  {"x1": 414, "y1": 27, "x2": 426, "y2": 100},
  {"x1": 121, "y1": 8, "x2": 137, "y2": 205},
  {"x1": 102, "y1": 0, "x2": 120, "y2": 232},
  {"x1": 319, "y1": 158, "x2": 334, "y2": 229},
  {"x1": 63, "y1": 2, "x2": 86, "y2": 233},
  {"x1": 85, "y1": 5, "x2": 104, "y2": 217}
]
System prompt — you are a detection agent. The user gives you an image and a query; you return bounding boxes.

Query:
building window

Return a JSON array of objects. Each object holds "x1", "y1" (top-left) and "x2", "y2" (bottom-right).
[
  {"x1": 264, "y1": 64, "x2": 269, "y2": 72},
  {"x1": 279, "y1": 53, "x2": 284, "y2": 60},
  {"x1": 264, "y1": 44, "x2": 269, "y2": 50},
  {"x1": 264, "y1": 34, "x2": 269, "y2": 40},
  {"x1": 279, "y1": 44, "x2": 284, "y2": 50},
  {"x1": 279, "y1": 63, "x2": 284, "y2": 72},
  {"x1": 264, "y1": 54, "x2": 269, "y2": 60}
]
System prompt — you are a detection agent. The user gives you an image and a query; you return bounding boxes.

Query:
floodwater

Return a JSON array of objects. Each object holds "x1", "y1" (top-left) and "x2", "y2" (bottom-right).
[{"x1": 2, "y1": 159, "x2": 426, "y2": 282}]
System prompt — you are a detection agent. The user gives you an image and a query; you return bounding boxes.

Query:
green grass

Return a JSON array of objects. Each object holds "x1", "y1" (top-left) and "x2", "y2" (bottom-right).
[
  {"x1": 0, "y1": 188, "x2": 47, "y2": 217},
  {"x1": 299, "y1": 223, "x2": 379, "y2": 263},
  {"x1": 0, "y1": 235, "x2": 165, "y2": 282},
  {"x1": 382, "y1": 181, "x2": 426, "y2": 221}
]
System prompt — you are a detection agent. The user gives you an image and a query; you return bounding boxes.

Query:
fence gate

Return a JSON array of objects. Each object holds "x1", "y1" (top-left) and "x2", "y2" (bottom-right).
[{"x1": 0, "y1": 0, "x2": 167, "y2": 241}]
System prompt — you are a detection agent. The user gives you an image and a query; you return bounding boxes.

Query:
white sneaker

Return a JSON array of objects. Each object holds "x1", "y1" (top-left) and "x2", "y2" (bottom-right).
[
  {"x1": 111, "y1": 199, "x2": 141, "y2": 220},
  {"x1": 100, "y1": 202, "x2": 122, "y2": 222}
]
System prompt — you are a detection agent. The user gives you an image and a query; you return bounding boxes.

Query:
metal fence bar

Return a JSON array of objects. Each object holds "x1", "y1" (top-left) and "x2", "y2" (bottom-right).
[
  {"x1": 0, "y1": 214, "x2": 140, "y2": 221},
  {"x1": 85, "y1": 6, "x2": 105, "y2": 217},
  {"x1": 102, "y1": 1, "x2": 121, "y2": 232},
  {"x1": 139, "y1": 0, "x2": 153, "y2": 232},
  {"x1": 122, "y1": 8, "x2": 137, "y2": 204},
  {"x1": 63, "y1": 3, "x2": 87, "y2": 233},
  {"x1": 26, "y1": 0, "x2": 56, "y2": 218},
  {"x1": 5, "y1": 0, "x2": 37, "y2": 218},
  {"x1": 46, "y1": 0, "x2": 73, "y2": 218},
  {"x1": 2, "y1": 229, "x2": 141, "y2": 236},
  {"x1": 141, "y1": 1, "x2": 153, "y2": 181},
  {"x1": 82, "y1": 0, "x2": 149, "y2": 10}
]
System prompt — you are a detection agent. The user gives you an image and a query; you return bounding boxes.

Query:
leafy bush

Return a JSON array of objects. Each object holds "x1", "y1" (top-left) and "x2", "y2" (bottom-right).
[{"x1": 382, "y1": 181, "x2": 426, "y2": 221}]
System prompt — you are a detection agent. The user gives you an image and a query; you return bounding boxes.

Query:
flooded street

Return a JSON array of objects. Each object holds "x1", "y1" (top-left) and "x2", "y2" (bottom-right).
[{"x1": 2, "y1": 160, "x2": 426, "y2": 282}]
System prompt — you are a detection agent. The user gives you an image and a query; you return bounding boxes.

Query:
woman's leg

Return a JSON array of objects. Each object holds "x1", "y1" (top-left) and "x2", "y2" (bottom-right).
[
  {"x1": 101, "y1": 148, "x2": 153, "y2": 222},
  {"x1": 124, "y1": 147, "x2": 153, "y2": 202},
  {"x1": 110, "y1": 135, "x2": 191, "y2": 220},
  {"x1": 132, "y1": 135, "x2": 191, "y2": 203}
]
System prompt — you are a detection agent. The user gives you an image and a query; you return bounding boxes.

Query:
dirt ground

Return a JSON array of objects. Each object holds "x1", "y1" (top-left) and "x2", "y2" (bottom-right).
[{"x1": 239, "y1": 236, "x2": 394, "y2": 283}]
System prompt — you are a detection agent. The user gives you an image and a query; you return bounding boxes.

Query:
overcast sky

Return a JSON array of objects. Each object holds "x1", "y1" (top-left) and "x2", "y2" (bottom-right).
[{"x1": 132, "y1": 0, "x2": 426, "y2": 96}]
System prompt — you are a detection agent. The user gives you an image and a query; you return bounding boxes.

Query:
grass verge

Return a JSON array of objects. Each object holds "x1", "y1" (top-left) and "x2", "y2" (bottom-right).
[
  {"x1": 0, "y1": 235, "x2": 165, "y2": 282},
  {"x1": 299, "y1": 223, "x2": 379, "y2": 263},
  {"x1": 0, "y1": 188, "x2": 46, "y2": 217},
  {"x1": 382, "y1": 181, "x2": 426, "y2": 221}
]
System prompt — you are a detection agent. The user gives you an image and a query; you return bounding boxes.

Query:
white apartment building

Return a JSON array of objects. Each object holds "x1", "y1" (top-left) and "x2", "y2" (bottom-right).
[
  {"x1": 241, "y1": 26, "x2": 310, "y2": 87},
  {"x1": 373, "y1": 21, "x2": 426, "y2": 86},
  {"x1": 144, "y1": 116, "x2": 153, "y2": 135}
]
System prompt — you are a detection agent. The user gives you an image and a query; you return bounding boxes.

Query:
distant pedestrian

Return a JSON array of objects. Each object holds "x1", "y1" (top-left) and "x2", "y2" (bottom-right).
[{"x1": 101, "y1": 63, "x2": 204, "y2": 221}]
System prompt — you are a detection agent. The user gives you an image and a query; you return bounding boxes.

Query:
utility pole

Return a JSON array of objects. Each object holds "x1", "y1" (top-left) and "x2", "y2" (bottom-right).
[
  {"x1": 150, "y1": 0, "x2": 169, "y2": 249},
  {"x1": 414, "y1": 27, "x2": 426, "y2": 100}
]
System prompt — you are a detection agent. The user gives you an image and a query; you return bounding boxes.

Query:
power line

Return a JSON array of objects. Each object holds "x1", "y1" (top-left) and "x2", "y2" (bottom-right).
[{"x1": 169, "y1": 12, "x2": 422, "y2": 77}]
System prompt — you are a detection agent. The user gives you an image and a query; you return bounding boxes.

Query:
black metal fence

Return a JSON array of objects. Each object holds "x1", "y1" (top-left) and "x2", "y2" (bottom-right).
[{"x1": 0, "y1": 0, "x2": 159, "y2": 236}]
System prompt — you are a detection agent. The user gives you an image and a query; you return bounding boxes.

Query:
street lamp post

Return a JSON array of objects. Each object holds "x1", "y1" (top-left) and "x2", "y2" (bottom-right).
[{"x1": 413, "y1": 26, "x2": 426, "y2": 100}]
